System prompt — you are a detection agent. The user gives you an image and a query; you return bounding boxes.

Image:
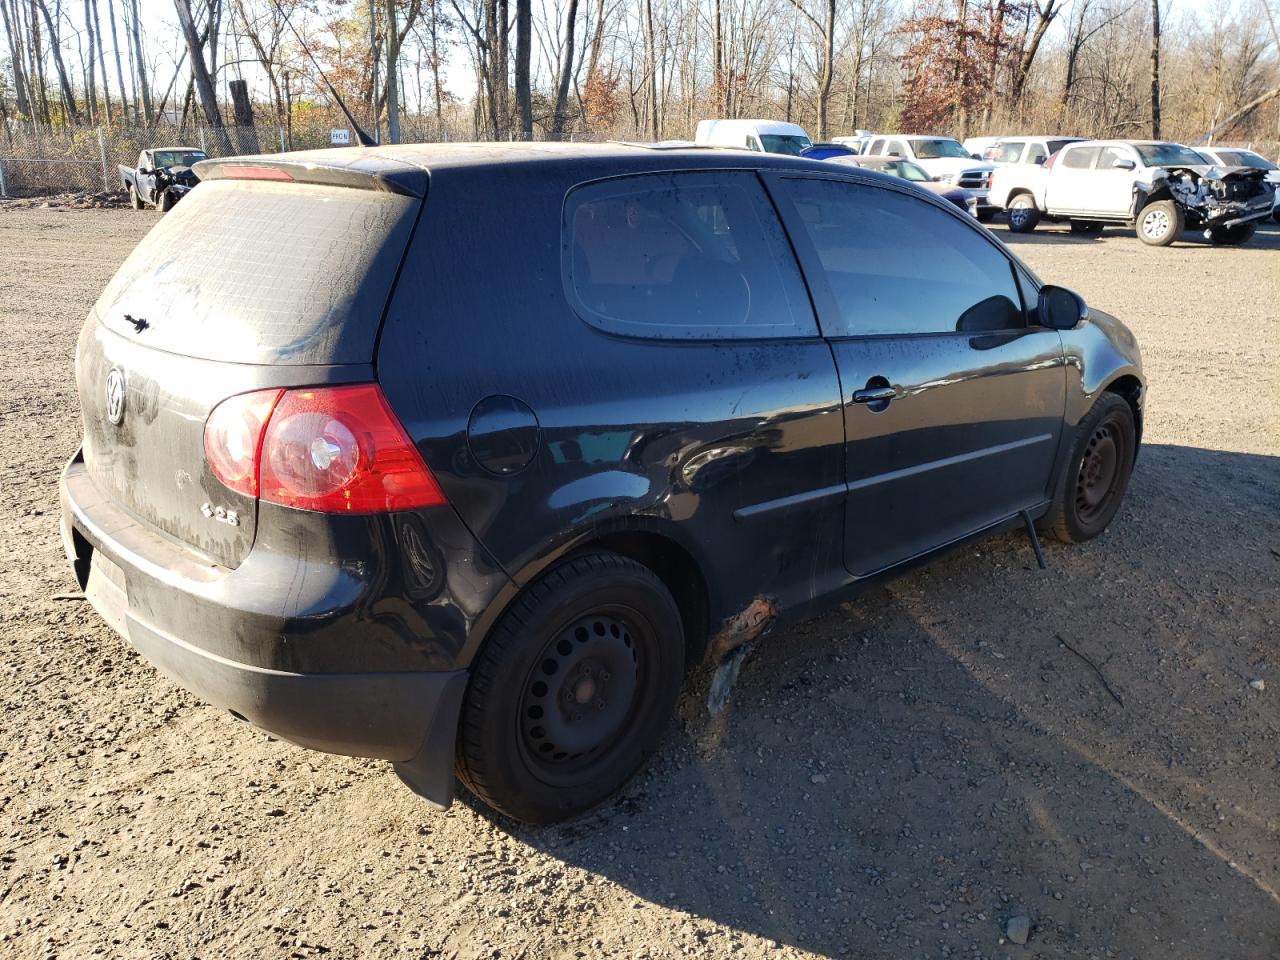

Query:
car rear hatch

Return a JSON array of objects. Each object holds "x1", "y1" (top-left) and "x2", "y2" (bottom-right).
[{"x1": 76, "y1": 155, "x2": 425, "y2": 569}]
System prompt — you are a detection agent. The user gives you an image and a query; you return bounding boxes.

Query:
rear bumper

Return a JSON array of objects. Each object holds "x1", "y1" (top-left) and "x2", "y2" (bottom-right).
[{"x1": 60, "y1": 452, "x2": 507, "y2": 807}]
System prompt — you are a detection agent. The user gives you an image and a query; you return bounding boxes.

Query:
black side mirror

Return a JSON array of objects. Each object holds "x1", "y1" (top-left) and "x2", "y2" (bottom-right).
[
  {"x1": 971, "y1": 153, "x2": 982, "y2": 160},
  {"x1": 139, "y1": 168, "x2": 152, "y2": 175},
  {"x1": 1038, "y1": 285, "x2": 1087, "y2": 330}
]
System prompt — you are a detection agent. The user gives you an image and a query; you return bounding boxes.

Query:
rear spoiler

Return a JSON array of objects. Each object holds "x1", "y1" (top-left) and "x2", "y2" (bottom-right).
[{"x1": 193, "y1": 155, "x2": 427, "y2": 198}]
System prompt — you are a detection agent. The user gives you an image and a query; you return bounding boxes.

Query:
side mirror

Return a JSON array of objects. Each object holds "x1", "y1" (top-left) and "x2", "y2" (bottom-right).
[
  {"x1": 1112, "y1": 158, "x2": 1136, "y2": 170},
  {"x1": 139, "y1": 168, "x2": 152, "y2": 175},
  {"x1": 887, "y1": 151, "x2": 901, "y2": 158},
  {"x1": 970, "y1": 153, "x2": 982, "y2": 160},
  {"x1": 1032, "y1": 156, "x2": 1046, "y2": 165},
  {"x1": 1038, "y1": 285, "x2": 1087, "y2": 330}
]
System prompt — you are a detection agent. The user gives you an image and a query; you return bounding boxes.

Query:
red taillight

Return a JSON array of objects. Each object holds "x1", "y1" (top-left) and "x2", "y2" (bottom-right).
[
  {"x1": 204, "y1": 384, "x2": 446, "y2": 513},
  {"x1": 204, "y1": 389, "x2": 283, "y2": 497}
]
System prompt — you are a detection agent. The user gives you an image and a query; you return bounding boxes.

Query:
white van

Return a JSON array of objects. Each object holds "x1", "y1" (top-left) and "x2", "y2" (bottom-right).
[{"x1": 694, "y1": 119, "x2": 813, "y2": 156}]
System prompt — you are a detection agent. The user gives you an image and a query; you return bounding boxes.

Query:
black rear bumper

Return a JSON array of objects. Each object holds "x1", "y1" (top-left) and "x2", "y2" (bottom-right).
[{"x1": 59, "y1": 453, "x2": 504, "y2": 809}]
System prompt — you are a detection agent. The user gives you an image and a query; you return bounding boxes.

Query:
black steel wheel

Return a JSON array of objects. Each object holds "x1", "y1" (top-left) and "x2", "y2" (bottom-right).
[
  {"x1": 457, "y1": 552, "x2": 684, "y2": 823},
  {"x1": 1043, "y1": 393, "x2": 1137, "y2": 543}
]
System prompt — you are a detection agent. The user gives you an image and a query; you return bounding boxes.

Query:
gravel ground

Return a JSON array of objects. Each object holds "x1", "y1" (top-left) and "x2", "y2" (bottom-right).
[{"x1": 1, "y1": 207, "x2": 1277, "y2": 960}]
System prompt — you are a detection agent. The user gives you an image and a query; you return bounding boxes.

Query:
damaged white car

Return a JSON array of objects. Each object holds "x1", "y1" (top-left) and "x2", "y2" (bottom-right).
[{"x1": 991, "y1": 139, "x2": 1276, "y2": 246}]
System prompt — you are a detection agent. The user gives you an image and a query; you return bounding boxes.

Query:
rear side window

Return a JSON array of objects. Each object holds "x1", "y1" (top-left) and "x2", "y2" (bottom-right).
[
  {"x1": 1097, "y1": 146, "x2": 1132, "y2": 169},
  {"x1": 95, "y1": 179, "x2": 419, "y2": 364},
  {"x1": 565, "y1": 172, "x2": 816, "y2": 340},
  {"x1": 780, "y1": 178, "x2": 1022, "y2": 337},
  {"x1": 1025, "y1": 142, "x2": 1049, "y2": 165},
  {"x1": 997, "y1": 141, "x2": 1025, "y2": 163},
  {"x1": 1061, "y1": 146, "x2": 1100, "y2": 169}
]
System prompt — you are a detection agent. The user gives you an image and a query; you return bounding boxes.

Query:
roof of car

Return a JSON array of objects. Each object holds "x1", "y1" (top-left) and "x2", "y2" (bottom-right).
[
  {"x1": 996, "y1": 135, "x2": 1086, "y2": 141},
  {"x1": 196, "y1": 141, "x2": 856, "y2": 197},
  {"x1": 224, "y1": 141, "x2": 836, "y2": 175}
]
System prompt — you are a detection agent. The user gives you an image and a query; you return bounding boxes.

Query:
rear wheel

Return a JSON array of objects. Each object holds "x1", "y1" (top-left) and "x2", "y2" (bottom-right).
[
  {"x1": 1137, "y1": 200, "x2": 1183, "y2": 246},
  {"x1": 1006, "y1": 194, "x2": 1040, "y2": 233},
  {"x1": 1070, "y1": 220, "x2": 1104, "y2": 236},
  {"x1": 457, "y1": 552, "x2": 684, "y2": 823},
  {"x1": 1208, "y1": 222, "x2": 1255, "y2": 246},
  {"x1": 1043, "y1": 393, "x2": 1136, "y2": 544},
  {"x1": 128, "y1": 184, "x2": 143, "y2": 210}
]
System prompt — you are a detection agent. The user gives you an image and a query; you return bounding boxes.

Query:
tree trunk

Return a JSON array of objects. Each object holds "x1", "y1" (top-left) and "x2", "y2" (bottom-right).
[
  {"x1": 32, "y1": 0, "x2": 78, "y2": 120},
  {"x1": 1013, "y1": 0, "x2": 1057, "y2": 101},
  {"x1": 90, "y1": 0, "x2": 112, "y2": 122},
  {"x1": 173, "y1": 0, "x2": 232, "y2": 151},
  {"x1": 229, "y1": 78, "x2": 257, "y2": 150},
  {"x1": 1149, "y1": 0, "x2": 1160, "y2": 138},
  {"x1": 0, "y1": 0, "x2": 32, "y2": 117},
  {"x1": 712, "y1": 0, "x2": 724, "y2": 114},
  {"x1": 816, "y1": 0, "x2": 835, "y2": 139},
  {"x1": 127, "y1": 0, "x2": 152, "y2": 121},
  {"x1": 641, "y1": 0, "x2": 658, "y2": 138},
  {"x1": 385, "y1": 0, "x2": 401, "y2": 142},
  {"x1": 548, "y1": 0, "x2": 578, "y2": 138},
  {"x1": 514, "y1": 0, "x2": 531, "y2": 137},
  {"x1": 82, "y1": 0, "x2": 97, "y2": 121},
  {"x1": 105, "y1": 0, "x2": 129, "y2": 121}
]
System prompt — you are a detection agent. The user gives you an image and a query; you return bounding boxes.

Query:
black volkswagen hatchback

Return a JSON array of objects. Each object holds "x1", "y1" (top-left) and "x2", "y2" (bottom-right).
[{"x1": 62, "y1": 143, "x2": 1143, "y2": 823}]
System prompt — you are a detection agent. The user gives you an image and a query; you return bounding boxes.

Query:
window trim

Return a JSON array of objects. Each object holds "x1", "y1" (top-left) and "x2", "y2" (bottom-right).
[
  {"x1": 761, "y1": 169, "x2": 1038, "y2": 341},
  {"x1": 560, "y1": 169, "x2": 820, "y2": 342}
]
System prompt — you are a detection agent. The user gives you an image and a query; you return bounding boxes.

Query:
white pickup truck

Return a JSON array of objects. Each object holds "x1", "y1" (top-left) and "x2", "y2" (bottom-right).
[
  {"x1": 860, "y1": 135, "x2": 997, "y2": 218},
  {"x1": 991, "y1": 139, "x2": 1275, "y2": 246}
]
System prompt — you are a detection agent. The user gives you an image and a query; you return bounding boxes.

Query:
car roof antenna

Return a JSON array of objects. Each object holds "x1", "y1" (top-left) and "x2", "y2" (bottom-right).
[{"x1": 270, "y1": 0, "x2": 377, "y2": 147}]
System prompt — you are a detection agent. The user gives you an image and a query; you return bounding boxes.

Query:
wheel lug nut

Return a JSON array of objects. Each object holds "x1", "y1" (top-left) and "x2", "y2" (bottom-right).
[{"x1": 600, "y1": 671, "x2": 611, "y2": 681}]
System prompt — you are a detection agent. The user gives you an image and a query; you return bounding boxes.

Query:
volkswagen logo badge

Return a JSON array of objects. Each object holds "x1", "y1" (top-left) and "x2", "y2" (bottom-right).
[{"x1": 105, "y1": 368, "x2": 126, "y2": 426}]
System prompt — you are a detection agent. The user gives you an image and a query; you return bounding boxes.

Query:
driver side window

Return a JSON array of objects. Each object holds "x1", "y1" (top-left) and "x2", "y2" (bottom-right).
[{"x1": 780, "y1": 178, "x2": 1025, "y2": 337}]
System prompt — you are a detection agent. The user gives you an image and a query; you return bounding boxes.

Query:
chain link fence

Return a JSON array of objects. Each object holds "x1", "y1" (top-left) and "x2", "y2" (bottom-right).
[{"x1": 0, "y1": 116, "x2": 609, "y2": 198}]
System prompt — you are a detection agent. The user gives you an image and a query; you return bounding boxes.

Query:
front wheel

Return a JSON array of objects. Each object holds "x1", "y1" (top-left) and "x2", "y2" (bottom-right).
[
  {"x1": 456, "y1": 552, "x2": 685, "y2": 823},
  {"x1": 157, "y1": 190, "x2": 175, "y2": 213},
  {"x1": 1043, "y1": 393, "x2": 1137, "y2": 544},
  {"x1": 1208, "y1": 222, "x2": 1255, "y2": 246},
  {"x1": 1006, "y1": 194, "x2": 1040, "y2": 233},
  {"x1": 1137, "y1": 200, "x2": 1183, "y2": 246}
]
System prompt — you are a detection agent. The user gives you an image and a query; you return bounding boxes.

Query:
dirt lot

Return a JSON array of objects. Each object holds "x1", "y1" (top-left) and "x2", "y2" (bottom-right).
[{"x1": 1, "y1": 206, "x2": 1277, "y2": 960}]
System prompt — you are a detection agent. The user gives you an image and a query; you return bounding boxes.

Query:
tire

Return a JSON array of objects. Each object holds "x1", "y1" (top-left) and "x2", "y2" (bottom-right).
[
  {"x1": 128, "y1": 184, "x2": 143, "y2": 210},
  {"x1": 456, "y1": 552, "x2": 685, "y2": 823},
  {"x1": 1273, "y1": 208, "x2": 1280, "y2": 225},
  {"x1": 1070, "y1": 220, "x2": 1104, "y2": 236},
  {"x1": 1136, "y1": 199, "x2": 1183, "y2": 246},
  {"x1": 1208, "y1": 222, "x2": 1255, "y2": 246},
  {"x1": 976, "y1": 207, "x2": 994, "y2": 224},
  {"x1": 1042, "y1": 393, "x2": 1137, "y2": 544},
  {"x1": 1006, "y1": 194, "x2": 1040, "y2": 233},
  {"x1": 157, "y1": 191, "x2": 174, "y2": 213}
]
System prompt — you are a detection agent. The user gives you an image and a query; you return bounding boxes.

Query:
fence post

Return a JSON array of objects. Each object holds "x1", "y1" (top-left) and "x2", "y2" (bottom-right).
[
  {"x1": 97, "y1": 127, "x2": 110, "y2": 193},
  {"x1": 279, "y1": 126, "x2": 286, "y2": 153},
  {"x1": 0, "y1": 159, "x2": 7, "y2": 198},
  {"x1": 199, "y1": 128, "x2": 207, "y2": 153}
]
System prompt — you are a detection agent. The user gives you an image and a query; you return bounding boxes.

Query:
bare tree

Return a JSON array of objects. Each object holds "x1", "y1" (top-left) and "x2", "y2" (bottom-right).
[{"x1": 173, "y1": 0, "x2": 231, "y2": 150}]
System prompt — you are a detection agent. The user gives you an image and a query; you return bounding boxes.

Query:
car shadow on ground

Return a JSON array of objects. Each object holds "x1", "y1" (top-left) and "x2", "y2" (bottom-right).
[
  {"x1": 995, "y1": 215, "x2": 1280, "y2": 250},
  {"x1": 460, "y1": 443, "x2": 1280, "y2": 958}
]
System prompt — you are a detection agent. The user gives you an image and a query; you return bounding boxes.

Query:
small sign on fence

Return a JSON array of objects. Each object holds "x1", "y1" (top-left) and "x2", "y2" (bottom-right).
[{"x1": 330, "y1": 129, "x2": 351, "y2": 146}]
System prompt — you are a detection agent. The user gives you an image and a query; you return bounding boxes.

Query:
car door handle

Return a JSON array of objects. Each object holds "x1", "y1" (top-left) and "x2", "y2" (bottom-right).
[{"x1": 851, "y1": 385, "x2": 898, "y2": 404}]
